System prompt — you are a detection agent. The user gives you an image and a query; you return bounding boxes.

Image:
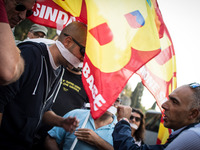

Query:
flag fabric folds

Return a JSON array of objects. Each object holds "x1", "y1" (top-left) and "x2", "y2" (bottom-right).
[
  {"x1": 136, "y1": 0, "x2": 176, "y2": 144},
  {"x1": 28, "y1": 0, "x2": 176, "y2": 144},
  {"x1": 29, "y1": 0, "x2": 176, "y2": 128},
  {"x1": 54, "y1": 0, "x2": 162, "y2": 119}
]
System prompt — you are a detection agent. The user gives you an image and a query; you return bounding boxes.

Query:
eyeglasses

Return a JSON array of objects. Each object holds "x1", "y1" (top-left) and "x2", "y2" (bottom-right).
[
  {"x1": 15, "y1": 3, "x2": 33, "y2": 17},
  {"x1": 63, "y1": 33, "x2": 85, "y2": 56},
  {"x1": 130, "y1": 116, "x2": 141, "y2": 122},
  {"x1": 189, "y1": 82, "x2": 200, "y2": 89}
]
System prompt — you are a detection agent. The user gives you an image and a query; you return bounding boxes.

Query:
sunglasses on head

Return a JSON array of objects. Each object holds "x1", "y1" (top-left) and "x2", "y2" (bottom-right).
[
  {"x1": 15, "y1": 3, "x2": 33, "y2": 17},
  {"x1": 130, "y1": 115, "x2": 141, "y2": 122},
  {"x1": 189, "y1": 82, "x2": 200, "y2": 89},
  {"x1": 63, "y1": 33, "x2": 85, "y2": 57}
]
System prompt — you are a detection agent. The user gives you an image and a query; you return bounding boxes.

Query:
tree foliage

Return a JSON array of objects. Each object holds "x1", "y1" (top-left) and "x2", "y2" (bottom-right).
[
  {"x1": 150, "y1": 101, "x2": 157, "y2": 110},
  {"x1": 120, "y1": 82, "x2": 145, "y2": 112},
  {"x1": 14, "y1": 19, "x2": 57, "y2": 41},
  {"x1": 130, "y1": 82, "x2": 145, "y2": 112}
]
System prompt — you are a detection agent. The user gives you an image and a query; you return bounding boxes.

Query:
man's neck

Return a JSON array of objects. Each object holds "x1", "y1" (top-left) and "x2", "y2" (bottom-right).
[
  {"x1": 94, "y1": 113, "x2": 113, "y2": 129},
  {"x1": 49, "y1": 44, "x2": 60, "y2": 67},
  {"x1": 66, "y1": 67, "x2": 81, "y2": 75}
]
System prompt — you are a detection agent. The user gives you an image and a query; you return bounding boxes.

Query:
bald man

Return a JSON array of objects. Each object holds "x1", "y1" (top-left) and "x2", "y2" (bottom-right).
[
  {"x1": 113, "y1": 83, "x2": 200, "y2": 150},
  {"x1": 0, "y1": 21, "x2": 87, "y2": 150}
]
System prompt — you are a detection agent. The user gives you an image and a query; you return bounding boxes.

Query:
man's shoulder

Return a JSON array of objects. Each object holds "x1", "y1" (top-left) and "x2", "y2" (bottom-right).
[
  {"x1": 188, "y1": 123, "x2": 200, "y2": 136},
  {"x1": 64, "y1": 109, "x2": 89, "y2": 117},
  {"x1": 18, "y1": 41, "x2": 48, "y2": 58},
  {"x1": 71, "y1": 109, "x2": 89, "y2": 113},
  {"x1": 18, "y1": 41, "x2": 47, "y2": 51},
  {"x1": 165, "y1": 123, "x2": 200, "y2": 150}
]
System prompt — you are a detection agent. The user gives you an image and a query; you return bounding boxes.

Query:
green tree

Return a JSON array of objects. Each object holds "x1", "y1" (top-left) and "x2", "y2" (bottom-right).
[
  {"x1": 130, "y1": 82, "x2": 144, "y2": 109},
  {"x1": 120, "y1": 84, "x2": 132, "y2": 106},
  {"x1": 120, "y1": 82, "x2": 145, "y2": 112},
  {"x1": 150, "y1": 101, "x2": 157, "y2": 110},
  {"x1": 122, "y1": 84, "x2": 132, "y2": 97}
]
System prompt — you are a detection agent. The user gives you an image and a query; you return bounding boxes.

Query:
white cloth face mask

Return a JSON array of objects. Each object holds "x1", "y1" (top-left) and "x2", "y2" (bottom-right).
[
  {"x1": 130, "y1": 123, "x2": 139, "y2": 130},
  {"x1": 56, "y1": 40, "x2": 81, "y2": 68},
  {"x1": 107, "y1": 106, "x2": 117, "y2": 115}
]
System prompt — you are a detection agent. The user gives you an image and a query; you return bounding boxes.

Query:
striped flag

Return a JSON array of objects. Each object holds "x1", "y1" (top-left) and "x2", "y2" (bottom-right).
[{"x1": 136, "y1": 0, "x2": 175, "y2": 144}]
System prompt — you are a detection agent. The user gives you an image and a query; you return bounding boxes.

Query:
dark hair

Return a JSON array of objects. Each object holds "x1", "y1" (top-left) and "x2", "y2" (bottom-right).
[{"x1": 131, "y1": 108, "x2": 145, "y2": 142}]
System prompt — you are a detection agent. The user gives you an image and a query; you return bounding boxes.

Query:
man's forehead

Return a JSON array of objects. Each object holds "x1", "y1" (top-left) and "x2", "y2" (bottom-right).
[
  {"x1": 173, "y1": 85, "x2": 189, "y2": 93},
  {"x1": 171, "y1": 85, "x2": 193, "y2": 102}
]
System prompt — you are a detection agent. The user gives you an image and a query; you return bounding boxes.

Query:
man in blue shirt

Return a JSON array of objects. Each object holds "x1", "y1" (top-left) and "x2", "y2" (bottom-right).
[
  {"x1": 113, "y1": 83, "x2": 200, "y2": 150},
  {"x1": 45, "y1": 100, "x2": 120, "y2": 150}
]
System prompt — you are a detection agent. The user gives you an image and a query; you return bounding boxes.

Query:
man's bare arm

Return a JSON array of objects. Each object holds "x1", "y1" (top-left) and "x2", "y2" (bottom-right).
[
  {"x1": 44, "y1": 135, "x2": 59, "y2": 150},
  {"x1": 0, "y1": 23, "x2": 24, "y2": 85},
  {"x1": 42, "y1": 111, "x2": 79, "y2": 133}
]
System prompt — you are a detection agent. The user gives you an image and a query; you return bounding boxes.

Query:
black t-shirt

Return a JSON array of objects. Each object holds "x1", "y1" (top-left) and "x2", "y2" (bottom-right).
[{"x1": 52, "y1": 68, "x2": 88, "y2": 116}]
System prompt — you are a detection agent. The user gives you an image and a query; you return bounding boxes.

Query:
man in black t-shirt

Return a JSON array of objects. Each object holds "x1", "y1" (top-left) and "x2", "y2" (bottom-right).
[
  {"x1": 32, "y1": 67, "x2": 88, "y2": 150},
  {"x1": 52, "y1": 67, "x2": 88, "y2": 116}
]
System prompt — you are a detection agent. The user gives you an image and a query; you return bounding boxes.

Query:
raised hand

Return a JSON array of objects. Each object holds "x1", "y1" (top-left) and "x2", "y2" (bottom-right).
[
  {"x1": 61, "y1": 117, "x2": 79, "y2": 133},
  {"x1": 117, "y1": 105, "x2": 132, "y2": 121}
]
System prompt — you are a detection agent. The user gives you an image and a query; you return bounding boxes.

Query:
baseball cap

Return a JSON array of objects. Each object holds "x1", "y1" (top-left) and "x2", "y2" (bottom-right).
[{"x1": 30, "y1": 24, "x2": 48, "y2": 36}]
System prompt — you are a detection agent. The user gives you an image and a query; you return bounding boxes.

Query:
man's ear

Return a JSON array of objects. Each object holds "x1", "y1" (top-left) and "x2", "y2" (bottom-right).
[
  {"x1": 63, "y1": 36, "x2": 74, "y2": 49},
  {"x1": 27, "y1": 32, "x2": 33, "y2": 38},
  {"x1": 189, "y1": 108, "x2": 199, "y2": 120},
  {"x1": 63, "y1": 36, "x2": 71, "y2": 47}
]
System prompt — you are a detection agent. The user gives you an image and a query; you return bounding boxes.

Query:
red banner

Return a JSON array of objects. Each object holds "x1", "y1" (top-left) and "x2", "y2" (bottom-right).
[
  {"x1": 29, "y1": 0, "x2": 175, "y2": 121},
  {"x1": 28, "y1": 1, "x2": 76, "y2": 29},
  {"x1": 53, "y1": 0, "x2": 162, "y2": 119}
]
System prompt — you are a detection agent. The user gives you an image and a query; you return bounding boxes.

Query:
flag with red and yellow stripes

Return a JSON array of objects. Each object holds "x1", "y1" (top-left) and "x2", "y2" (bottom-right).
[
  {"x1": 136, "y1": 0, "x2": 175, "y2": 144},
  {"x1": 54, "y1": 0, "x2": 162, "y2": 119}
]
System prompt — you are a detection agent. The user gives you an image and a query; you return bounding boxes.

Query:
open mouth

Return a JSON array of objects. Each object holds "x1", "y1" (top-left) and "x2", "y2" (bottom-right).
[{"x1": 163, "y1": 114, "x2": 168, "y2": 121}]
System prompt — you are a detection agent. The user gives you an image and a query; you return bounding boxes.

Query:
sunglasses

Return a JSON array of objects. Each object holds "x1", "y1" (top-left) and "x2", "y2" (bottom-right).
[
  {"x1": 64, "y1": 33, "x2": 85, "y2": 56},
  {"x1": 130, "y1": 115, "x2": 141, "y2": 122},
  {"x1": 33, "y1": 32, "x2": 45, "y2": 38},
  {"x1": 15, "y1": 3, "x2": 33, "y2": 17},
  {"x1": 189, "y1": 82, "x2": 200, "y2": 89}
]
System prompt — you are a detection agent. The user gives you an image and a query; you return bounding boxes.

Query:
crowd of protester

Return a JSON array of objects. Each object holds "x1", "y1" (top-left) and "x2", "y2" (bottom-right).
[{"x1": 0, "y1": 0, "x2": 200, "y2": 150}]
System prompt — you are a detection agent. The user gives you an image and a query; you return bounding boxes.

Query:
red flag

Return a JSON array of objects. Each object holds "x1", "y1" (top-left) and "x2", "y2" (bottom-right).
[
  {"x1": 30, "y1": 0, "x2": 163, "y2": 119},
  {"x1": 53, "y1": 0, "x2": 162, "y2": 119}
]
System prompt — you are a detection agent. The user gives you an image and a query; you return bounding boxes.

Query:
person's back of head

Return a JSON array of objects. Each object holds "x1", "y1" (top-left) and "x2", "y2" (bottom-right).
[{"x1": 27, "y1": 24, "x2": 48, "y2": 39}]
